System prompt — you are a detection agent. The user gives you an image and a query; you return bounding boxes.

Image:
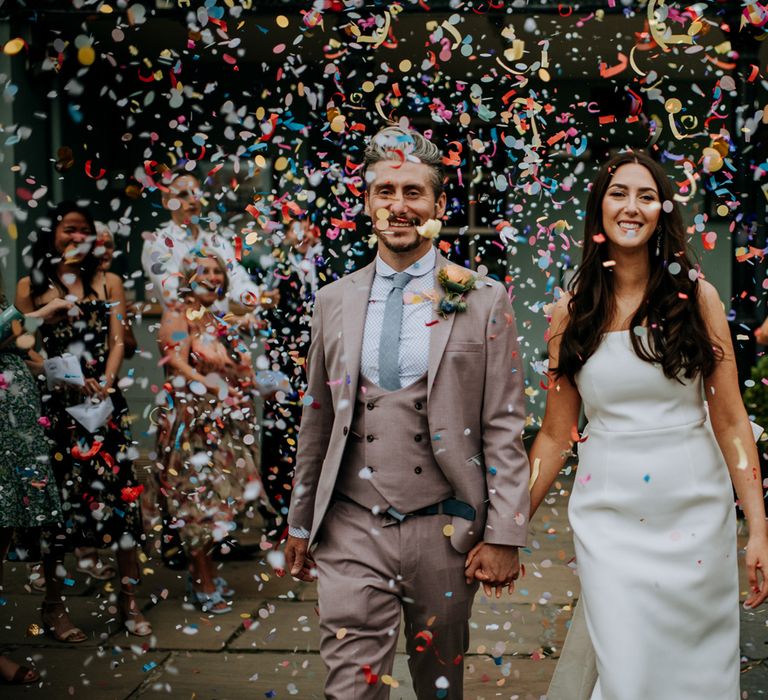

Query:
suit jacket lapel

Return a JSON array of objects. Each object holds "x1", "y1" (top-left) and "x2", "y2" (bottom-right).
[
  {"x1": 427, "y1": 253, "x2": 457, "y2": 399},
  {"x1": 341, "y1": 260, "x2": 376, "y2": 401}
]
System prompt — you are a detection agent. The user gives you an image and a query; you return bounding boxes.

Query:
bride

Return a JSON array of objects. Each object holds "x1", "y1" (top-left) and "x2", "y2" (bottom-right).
[{"x1": 527, "y1": 150, "x2": 768, "y2": 699}]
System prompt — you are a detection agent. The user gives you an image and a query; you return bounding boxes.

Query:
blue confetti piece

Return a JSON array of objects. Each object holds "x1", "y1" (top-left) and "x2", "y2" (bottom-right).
[
  {"x1": 643, "y1": 474, "x2": 651, "y2": 483},
  {"x1": 143, "y1": 662, "x2": 157, "y2": 673},
  {"x1": 63, "y1": 578, "x2": 75, "y2": 587}
]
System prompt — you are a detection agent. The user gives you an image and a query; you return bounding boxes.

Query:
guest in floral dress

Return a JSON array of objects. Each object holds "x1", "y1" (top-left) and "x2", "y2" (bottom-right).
[
  {"x1": 156, "y1": 251, "x2": 269, "y2": 613},
  {"x1": 15, "y1": 201, "x2": 151, "y2": 640},
  {"x1": 0, "y1": 286, "x2": 75, "y2": 680}
]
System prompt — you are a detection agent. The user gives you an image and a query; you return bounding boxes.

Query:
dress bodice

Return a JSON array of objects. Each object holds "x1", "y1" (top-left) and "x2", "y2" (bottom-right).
[
  {"x1": 575, "y1": 330, "x2": 705, "y2": 433},
  {"x1": 40, "y1": 299, "x2": 110, "y2": 378}
]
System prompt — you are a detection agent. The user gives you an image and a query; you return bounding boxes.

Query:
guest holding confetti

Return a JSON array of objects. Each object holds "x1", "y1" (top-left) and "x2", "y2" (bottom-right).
[
  {"x1": 156, "y1": 251, "x2": 270, "y2": 614},
  {"x1": 526, "y1": 151, "x2": 768, "y2": 699},
  {"x1": 15, "y1": 201, "x2": 150, "y2": 640}
]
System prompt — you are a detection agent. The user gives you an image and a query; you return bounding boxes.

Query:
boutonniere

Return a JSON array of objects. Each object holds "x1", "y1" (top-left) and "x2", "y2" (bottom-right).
[{"x1": 437, "y1": 265, "x2": 477, "y2": 318}]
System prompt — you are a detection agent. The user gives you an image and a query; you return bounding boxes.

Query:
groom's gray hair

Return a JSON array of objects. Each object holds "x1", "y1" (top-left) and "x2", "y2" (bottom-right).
[{"x1": 363, "y1": 126, "x2": 446, "y2": 196}]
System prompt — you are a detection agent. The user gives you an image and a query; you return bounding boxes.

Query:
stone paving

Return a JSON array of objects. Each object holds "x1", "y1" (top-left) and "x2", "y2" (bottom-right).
[{"x1": 1, "y1": 477, "x2": 766, "y2": 699}]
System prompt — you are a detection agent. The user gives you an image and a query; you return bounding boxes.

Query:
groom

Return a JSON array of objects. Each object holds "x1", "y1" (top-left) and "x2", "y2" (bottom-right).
[{"x1": 283, "y1": 126, "x2": 530, "y2": 699}]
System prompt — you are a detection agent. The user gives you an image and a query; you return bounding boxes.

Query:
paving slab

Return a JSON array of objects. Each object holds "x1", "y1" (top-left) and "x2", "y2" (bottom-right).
[
  {"x1": 226, "y1": 597, "x2": 572, "y2": 659},
  {"x1": 0, "y1": 593, "x2": 132, "y2": 649},
  {"x1": 134, "y1": 651, "x2": 328, "y2": 699},
  {"x1": 741, "y1": 660, "x2": 768, "y2": 699},
  {"x1": 133, "y1": 597, "x2": 259, "y2": 651},
  {"x1": 742, "y1": 605, "x2": 768, "y2": 660},
  {"x1": 0, "y1": 646, "x2": 168, "y2": 700},
  {"x1": 131, "y1": 650, "x2": 554, "y2": 700}
]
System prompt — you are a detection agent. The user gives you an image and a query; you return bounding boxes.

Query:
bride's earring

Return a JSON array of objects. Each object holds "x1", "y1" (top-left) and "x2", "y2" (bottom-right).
[{"x1": 655, "y1": 226, "x2": 662, "y2": 257}]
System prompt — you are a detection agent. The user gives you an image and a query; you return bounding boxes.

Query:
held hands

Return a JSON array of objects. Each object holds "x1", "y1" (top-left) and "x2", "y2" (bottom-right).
[
  {"x1": 464, "y1": 542, "x2": 521, "y2": 598},
  {"x1": 744, "y1": 535, "x2": 768, "y2": 610},
  {"x1": 282, "y1": 535, "x2": 316, "y2": 582}
]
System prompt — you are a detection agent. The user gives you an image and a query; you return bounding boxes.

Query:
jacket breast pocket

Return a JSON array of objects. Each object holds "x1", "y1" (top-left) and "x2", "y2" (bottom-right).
[{"x1": 444, "y1": 341, "x2": 483, "y2": 353}]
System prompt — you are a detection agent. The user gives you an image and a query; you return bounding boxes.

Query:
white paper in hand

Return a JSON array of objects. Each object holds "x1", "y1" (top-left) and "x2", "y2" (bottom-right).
[
  {"x1": 44, "y1": 354, "x2": 85, "y2": 389},
  {"x1": 65, "y1": 397, "x2": 114, "y2": 433}
]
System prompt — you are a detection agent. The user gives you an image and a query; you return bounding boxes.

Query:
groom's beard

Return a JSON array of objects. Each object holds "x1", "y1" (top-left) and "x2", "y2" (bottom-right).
[{"x1": 375, "y1": 216, "x2": 426, "y2": 254}]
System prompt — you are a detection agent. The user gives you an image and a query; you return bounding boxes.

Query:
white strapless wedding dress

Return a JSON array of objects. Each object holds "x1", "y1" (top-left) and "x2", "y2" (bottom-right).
[{"x1": 570, "y1": 330, "x2": 740, "y2": 700}]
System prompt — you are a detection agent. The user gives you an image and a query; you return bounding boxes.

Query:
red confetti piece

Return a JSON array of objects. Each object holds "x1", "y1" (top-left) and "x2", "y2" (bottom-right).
[
  {"x1": 121, "y1": 485, "x2": 145, "y2": 503},
  {"x1": 85, "y1": 160, "x2": 106, "y2": 179}
]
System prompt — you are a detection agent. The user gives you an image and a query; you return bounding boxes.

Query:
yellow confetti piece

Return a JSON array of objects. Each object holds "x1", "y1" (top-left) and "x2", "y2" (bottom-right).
[
  {"x1": 336, "y1": 627, "x2": 347, "y2": 640},
  {"x1": 3, "y1": 38, "x2": 25, "y2": 55},
  {"x1": 399, "y1": 59, "x2": 412, "y2": 72},
  {"x1": 276, "y1": 15, "x2": 289, "y2": 28},
  {"x1": 78, "y1": 46, "x2": 96, "y2": 66},
  {"x1": 442, "y1": 524, "x2": 455, "y2": 537},
  {"x1": 330, "y1": 114, "x2": 346, "y2": 133},
  {"x1": 99, "y1": 4, "x2": 114, "y2": 12}
]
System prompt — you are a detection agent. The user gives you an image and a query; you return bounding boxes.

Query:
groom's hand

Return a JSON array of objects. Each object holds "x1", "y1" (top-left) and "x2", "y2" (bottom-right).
[
  {"x1": 464, "y1": 542, "x2": 520, "y2": 598},
  {"x1": 283, "y1": 535, "x2": 316, "y2": 582}
]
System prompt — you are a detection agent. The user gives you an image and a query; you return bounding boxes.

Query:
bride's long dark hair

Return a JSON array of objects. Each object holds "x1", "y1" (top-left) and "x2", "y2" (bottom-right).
[{"x1": 554, "y1": 150, "x2": 721, "y2": 382}]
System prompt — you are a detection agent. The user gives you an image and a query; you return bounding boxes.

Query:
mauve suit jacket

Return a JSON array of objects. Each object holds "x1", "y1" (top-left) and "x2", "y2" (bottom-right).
[{"x1": 288, "y1": 251, "x2": 530, "y2": 553}]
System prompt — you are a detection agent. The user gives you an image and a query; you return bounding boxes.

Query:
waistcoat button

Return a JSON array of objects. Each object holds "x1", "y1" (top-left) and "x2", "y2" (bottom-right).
[
  {"x1": 366, "y1": 402, "x2": 375, "y2": 411},
  {"x1": 414, "y1": 402, "x2": 423, "y2": 410},
  {"x1": 366, "y1": 434, "x2": 375, "y2": 443},
  {"x1": 414, "y1": 434, "x2": 422, "y2": 443},
  {"x1": 414, "y1": 466, "x2": 422, "y2": 474},
  {"x1": 342, "y1": 426, "x2": 349, "y2": 436}
]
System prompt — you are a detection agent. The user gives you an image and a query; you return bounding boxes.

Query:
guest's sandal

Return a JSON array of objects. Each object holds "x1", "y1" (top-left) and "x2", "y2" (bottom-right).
[
  {"x1": 119, "y1": 589, "x2": 153, "y2": 637},
  {"x1": 76, "y1": 556, "x2": 117, "y2": 581},
  {"x1": 214, "y1": 576, "x2": 235, "y2": 598},
  {"x1": 41, "y1": 602, "x2": 87, "y2": 643},
  {"x1": 192, "y1": 590, "x2": 231, "y2": 614}
]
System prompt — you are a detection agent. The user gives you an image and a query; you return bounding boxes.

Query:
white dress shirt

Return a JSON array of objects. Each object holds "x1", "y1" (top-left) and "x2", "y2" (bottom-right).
[
  {"x1": 141, "y1": 220, "x2": 262, "y2": 309},
  {"x1": 360, "y1": 246, "x2": 435, "y2": 388}
]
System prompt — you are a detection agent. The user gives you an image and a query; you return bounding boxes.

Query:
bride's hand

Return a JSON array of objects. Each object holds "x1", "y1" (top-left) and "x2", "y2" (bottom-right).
[{"x1": 744, "y1": 535, "x2": 768, "y2": 609}]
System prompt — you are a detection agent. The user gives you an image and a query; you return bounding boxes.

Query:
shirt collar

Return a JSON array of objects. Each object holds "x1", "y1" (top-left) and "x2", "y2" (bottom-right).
[{"x1": 375, "y1": 246, "x2": 435, "y2": 279}]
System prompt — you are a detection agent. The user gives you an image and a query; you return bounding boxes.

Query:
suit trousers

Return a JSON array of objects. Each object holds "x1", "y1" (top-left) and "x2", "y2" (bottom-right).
[
  {"x1": 546, "y1": 599, "x2": 597, "y2": 700},
  {"x1": 314, "y1": 499, "x2": 478, "y2": 700}
]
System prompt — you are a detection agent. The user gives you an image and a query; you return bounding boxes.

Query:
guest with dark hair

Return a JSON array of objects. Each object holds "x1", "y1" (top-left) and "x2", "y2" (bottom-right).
[
  {"x1": 527, "y1": 151, "x2": 768, "y2": 699},
  {"x1": 15, "y1": 201, "x2": 151, "y2": 640}
]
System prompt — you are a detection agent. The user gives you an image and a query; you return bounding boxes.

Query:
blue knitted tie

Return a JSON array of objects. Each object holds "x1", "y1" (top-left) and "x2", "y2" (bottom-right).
[{"x1": 378, "y1": 271, "x2": 412, "y2": 390}]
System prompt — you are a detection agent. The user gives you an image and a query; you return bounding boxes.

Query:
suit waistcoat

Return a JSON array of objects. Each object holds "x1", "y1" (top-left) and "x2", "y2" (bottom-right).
[{"x1": 334, "y1": 374, "x2": 454, "y2": 513}]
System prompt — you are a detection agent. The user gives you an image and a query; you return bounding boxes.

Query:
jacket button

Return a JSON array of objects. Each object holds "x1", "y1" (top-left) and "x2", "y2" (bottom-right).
[
  {"x1": 366, "y1": 402, "x2": 375, "y2": 411},
  {"x1": 343, "y1": 427, "x2": 349, "y2": 436},
  {"x1": 366, "y1": 434, "x2": 375, "y2": 443},
  {"x1": 414, "y1": 434, "x2": 422, "y2": 443},
  {"x1": 414, "y1": 402, "x2": 423, "y2": 410},
  {"x1": 414, "y1": 466, "x2": 422, "y2": 474}
]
